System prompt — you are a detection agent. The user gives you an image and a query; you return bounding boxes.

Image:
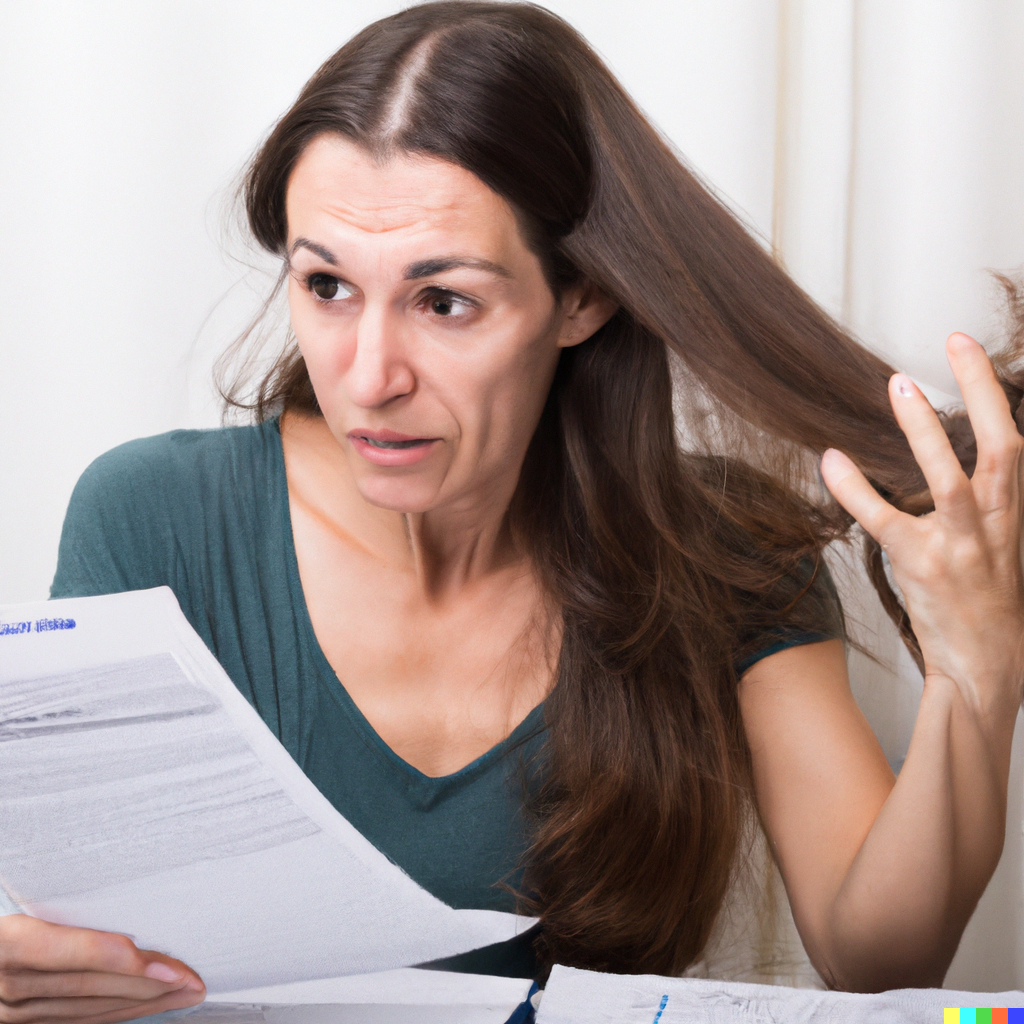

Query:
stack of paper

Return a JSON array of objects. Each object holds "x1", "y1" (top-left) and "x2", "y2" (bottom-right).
[
  {"x1": 534, "y1": 966, "x2": 1024, "y2": 1023},
  {"x1": 203, "y1": 967, "x2": 531, "y2": 1023}
]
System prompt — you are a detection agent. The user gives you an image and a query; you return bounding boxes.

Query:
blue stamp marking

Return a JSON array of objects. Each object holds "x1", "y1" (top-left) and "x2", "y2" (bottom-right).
[
  {"x1": 652, "y1": 994, "x2": 668, "y2": 1023},
  {"x1": 34, "y1": 617, "x2": 76, "y2": 633},
  {"x1": 0, "y1": 618, "x2": 75, "y2": 636}
]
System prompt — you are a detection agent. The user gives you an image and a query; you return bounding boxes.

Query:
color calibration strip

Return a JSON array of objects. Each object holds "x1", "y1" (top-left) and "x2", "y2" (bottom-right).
[{"x1": 944, "y1": 1010, "x2": 1024, "y2": 1022}]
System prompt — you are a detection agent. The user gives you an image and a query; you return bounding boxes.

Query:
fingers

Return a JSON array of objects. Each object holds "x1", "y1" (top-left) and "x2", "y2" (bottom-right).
[
  {"x1": 0, "y1": 917, "x2": 205, "y2": 1024},
  {"x1": 820, "y1": 448, "x2": 901, "y2": 546},
  {"x1": 887, "y1": 373, "x2": 973, "y2": 514},
  {"x1": 0, "y1": 966, "x2": 199, "y2": 1002},
  {"x1": 947, "y1": 332, "x2": 1016, "y2": 449},
  {"x1": 946, "y1": 332, "x2": 1024, "y2": 512},
  {"x1": 0, "y1": 918, "x2": 201, "y2": 989},
  {"x1": 0, "y1": 919, "x2": 144, "y2": 977},
  {"x1": 0, "y1": 984, "x2": 203, "y2": 1024},
  {"x1": 854, "y1": 335, "x2": 1020, "y2": 525}
]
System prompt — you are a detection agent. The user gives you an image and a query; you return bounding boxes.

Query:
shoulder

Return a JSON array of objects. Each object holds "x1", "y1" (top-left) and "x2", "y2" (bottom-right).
[
  {"x1": 70, "y1": 420, "x2": 280, "y2": 508},
  {"x1": 683, "y1": 455, "x2": 845, "y2": 672},
  {"x1": 733, "y1": 556, "x2": 844, "y2": 676},
  {"x1": 52, "y1": 420, "x2": 282, "y2": 599}
]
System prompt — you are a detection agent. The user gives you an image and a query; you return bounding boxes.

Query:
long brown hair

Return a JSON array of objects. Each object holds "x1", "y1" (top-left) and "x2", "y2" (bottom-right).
[{"x1": 227, "y1": 1, "x2": 1024, "y2": 976}]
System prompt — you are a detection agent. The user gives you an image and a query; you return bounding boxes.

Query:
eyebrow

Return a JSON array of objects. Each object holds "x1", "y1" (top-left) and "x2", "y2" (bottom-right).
[
  {"x1": 288, "y1": 238, "x2": 511, "y2": 281},
  {"x1": 403, "y1": 256, "x2": 512, "y2": 281},
  {"x1": 289, "y1": 238, "x2": 337, "y2": 264}
]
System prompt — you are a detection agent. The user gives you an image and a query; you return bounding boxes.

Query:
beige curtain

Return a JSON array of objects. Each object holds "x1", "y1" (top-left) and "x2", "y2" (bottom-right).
[{"x1": 771, "y1": 0, "x2": 1024, "y2": 991}]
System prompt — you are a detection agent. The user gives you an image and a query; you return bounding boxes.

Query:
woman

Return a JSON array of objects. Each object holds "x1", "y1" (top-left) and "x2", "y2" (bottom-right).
[{"x1": 2, "y1": 1, "x2": 1022, "y2": 1019}]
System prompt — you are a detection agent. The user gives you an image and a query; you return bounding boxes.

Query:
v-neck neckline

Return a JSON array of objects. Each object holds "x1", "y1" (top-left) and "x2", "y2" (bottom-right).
[{"x1": 270, "y1": 416, "x2": 548, "y2": 783}]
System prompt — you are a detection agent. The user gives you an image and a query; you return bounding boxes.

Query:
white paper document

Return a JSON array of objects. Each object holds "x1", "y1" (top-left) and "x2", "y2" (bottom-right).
[
  {"x1": 535, "y1": 966, "x2": 1024, "y2": 1023},
  {"x1": 0, "y1": 588, "x2": 534, "y2": 993},
  {"x1": 196, "y1": 966, "x2": 531, "y2": 1024}
]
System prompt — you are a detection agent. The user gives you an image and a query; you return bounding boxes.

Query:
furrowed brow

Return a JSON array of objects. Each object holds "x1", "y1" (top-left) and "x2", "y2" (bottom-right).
[
  {"x1": 289, "y1": 238, "x2": 338, "y2": 265},
  {"x1": 404, "y1": 256, "x2": 512, "y2": 280}
]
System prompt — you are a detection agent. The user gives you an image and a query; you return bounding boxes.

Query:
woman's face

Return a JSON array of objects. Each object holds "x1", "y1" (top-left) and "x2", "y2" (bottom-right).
[{"x1": 285, "y1": 134, "x2": 608, "y2": 517}]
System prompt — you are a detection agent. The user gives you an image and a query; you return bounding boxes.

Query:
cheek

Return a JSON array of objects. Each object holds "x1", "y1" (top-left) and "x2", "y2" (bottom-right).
[
  {"x1": 289, "y1": 298, "x2": 351, "y2": 390},
  {"x1": 451, "y1": 329, "x2": 561, "y2": 453}
]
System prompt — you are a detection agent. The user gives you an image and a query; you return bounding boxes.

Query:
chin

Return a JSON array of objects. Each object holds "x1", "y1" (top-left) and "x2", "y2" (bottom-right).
[{"x1": 354, "y1": 476, "x2": 441, "y2": 514}]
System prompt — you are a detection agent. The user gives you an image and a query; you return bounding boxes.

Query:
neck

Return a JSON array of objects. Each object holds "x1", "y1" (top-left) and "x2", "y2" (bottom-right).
[
  {"x1": 399, "y1": 486, "x2": 523, "y2": 601},
  {"x1": 282, "y1": 409, "x2": 530, "y2": 602}
]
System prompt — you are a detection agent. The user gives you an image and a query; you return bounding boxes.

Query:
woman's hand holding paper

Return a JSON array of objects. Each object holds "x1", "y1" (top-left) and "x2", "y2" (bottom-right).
[{"x1": 0, "y1": 915, "x2": 204, "y2": 1024}]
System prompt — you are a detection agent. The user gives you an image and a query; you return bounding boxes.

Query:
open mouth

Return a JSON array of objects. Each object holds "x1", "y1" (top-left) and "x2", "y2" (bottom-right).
[{"x1": 356, "y1": 437, "x2": 432, "y2": 450}]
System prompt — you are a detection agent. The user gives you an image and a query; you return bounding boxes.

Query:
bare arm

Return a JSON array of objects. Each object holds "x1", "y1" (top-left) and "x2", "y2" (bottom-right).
[
  {"x1": 741, "y1": 639, "x2": 1012, "y2": 990},
  {"x1": 741, "y1": 333, "x2": 1024, "y2": 992}
]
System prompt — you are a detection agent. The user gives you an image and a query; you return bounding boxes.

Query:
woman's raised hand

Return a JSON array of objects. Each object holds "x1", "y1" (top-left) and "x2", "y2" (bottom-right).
[
  {"x1": 820, "y1": 332, "x2": 1024, "y2": 723},
  {"x1": 0, "y1": 915, "x2": 204, "y2": 1024}
]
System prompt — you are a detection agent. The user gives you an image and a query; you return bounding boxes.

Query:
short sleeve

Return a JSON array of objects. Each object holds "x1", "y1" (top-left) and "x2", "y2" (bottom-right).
[
  {"x1": 51, "y1": 441, "x2": 177, "y2": 599},
  {"x1": 733, "y1": 556, "x2": 844, "y2": 676}
]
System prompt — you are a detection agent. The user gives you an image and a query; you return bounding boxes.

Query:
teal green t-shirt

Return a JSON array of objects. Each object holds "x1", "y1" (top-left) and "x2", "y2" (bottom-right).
[{"x1": 50, "y1": 419, "x2": 839, "y2": 978}]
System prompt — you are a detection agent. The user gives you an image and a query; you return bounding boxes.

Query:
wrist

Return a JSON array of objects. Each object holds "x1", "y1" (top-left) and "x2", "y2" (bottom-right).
[
  {"x1": 920, "y1": 673, "x2": 1017, "y2": 807},
  {"x1": 923, "y1": 667, "x2": 1021, "y2": 737}
]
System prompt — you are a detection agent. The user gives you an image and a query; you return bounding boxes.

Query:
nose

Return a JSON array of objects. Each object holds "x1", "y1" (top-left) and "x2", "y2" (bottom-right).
[{"x1": 344, "y1": 302, "x2": 415, "y2": 409}]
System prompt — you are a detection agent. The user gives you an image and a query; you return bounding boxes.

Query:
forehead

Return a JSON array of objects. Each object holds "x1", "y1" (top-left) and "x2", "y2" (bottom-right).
[{"x1": 285, "y1": 134, "x2": 521, "y2": 251}]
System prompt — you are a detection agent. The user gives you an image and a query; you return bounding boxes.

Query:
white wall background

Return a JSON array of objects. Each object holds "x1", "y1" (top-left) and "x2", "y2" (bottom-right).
[{"x1": 2, "y1": 0, "x2": 1024, "y2": 993}]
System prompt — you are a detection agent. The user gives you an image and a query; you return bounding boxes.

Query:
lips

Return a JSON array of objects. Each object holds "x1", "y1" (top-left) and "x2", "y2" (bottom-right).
[
  {"x1": 359, "y1": 437, "x2": 429, "y2": 449},
  {"x1": 347, "y1": 429, "x2": 435, "y2": 449},
  {"x1": 347, "y1": 429, "x2": 440, "y2": 466}
]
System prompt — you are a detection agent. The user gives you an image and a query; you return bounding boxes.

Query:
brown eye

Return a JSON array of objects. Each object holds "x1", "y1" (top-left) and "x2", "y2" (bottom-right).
[
  {"x1": 423, "y1": 289, "x2": 473, "y2": 318},
  {"x1": 309, "y1": 273, "x2": 351, "y2": 301}
]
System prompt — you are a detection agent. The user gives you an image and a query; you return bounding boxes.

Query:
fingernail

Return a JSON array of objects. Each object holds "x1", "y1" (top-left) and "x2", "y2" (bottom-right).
[
  {"x1": 144, "y1": 961, "x2": 185, "y2": 983},
  {"x1": 186, "y1": 978, "x2": 205, "y2": 993},
  {"x1": 948, "y1": 331, "x2": 975, "y2": 351},
  {"x1": 892, "y1": 374, "x2": 915, "y2": 398}
]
